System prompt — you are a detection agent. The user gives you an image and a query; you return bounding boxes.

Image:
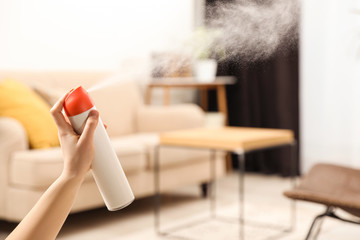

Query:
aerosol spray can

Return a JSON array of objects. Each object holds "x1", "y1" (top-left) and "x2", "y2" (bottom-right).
[{"x1": 63, "y1": 86, "x2": 134, "y2": 211}]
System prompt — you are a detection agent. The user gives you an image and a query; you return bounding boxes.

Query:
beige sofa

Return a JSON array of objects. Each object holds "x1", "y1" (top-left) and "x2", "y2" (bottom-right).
[{"x1": 0, "y1": 71, "x2": 225, "y2": 222}]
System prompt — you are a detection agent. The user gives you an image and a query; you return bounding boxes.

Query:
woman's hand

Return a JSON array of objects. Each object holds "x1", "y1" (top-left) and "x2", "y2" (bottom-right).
[
  {"x1": 7, "y1": 94, "x2": 101, "y2": 240},
  {"x1": 50, "y1": 93, "x2": 99, "y2": 181}
]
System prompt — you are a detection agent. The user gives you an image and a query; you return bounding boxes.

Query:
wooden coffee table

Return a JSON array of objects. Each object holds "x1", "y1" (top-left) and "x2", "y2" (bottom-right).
[{"x1": 154, "y1": 127, "x2": 297, "y2": 240}]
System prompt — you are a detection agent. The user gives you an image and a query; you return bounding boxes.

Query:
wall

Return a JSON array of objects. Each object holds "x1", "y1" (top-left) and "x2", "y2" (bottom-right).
[
  {"x1": 301, "y1": 0, "x2": 360, "y2": 172},
  {"x1": 0, "y1": 0, "x2": 195, "y2": 71}
]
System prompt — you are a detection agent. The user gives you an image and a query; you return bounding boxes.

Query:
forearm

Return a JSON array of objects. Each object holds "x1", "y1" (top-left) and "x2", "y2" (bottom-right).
[
  {"x1": 6, "y1": 94, "x2": 99, "y2": 240},
  {"x1": 6, "y1": 173, "x2": 85, "y2": 240}
]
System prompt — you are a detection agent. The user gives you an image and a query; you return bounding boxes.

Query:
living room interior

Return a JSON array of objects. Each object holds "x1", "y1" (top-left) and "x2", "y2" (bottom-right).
[{"x1": 1, "y1": 0, "x2": 360, "y2": 239}]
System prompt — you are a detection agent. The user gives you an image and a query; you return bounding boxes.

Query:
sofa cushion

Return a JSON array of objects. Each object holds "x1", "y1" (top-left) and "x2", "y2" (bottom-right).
[
  {"x1": 10, "y1": 139, "x2": 146, "y2": 190},
  {"x1": 89, "y1": 81, "x2": 142, "y2": 137},
  {"x1": 149, "y1": 145, "x2": 212, "y2": 169},
  {"x1": 116, "y1": 133, "x2": 213, "y2": 169},
  {"x1": 10, "y1": 148, "x2": 65, "y2": 189},
  {"x1": 110, "y1": 137, "x2": 147, "y2": 173}
]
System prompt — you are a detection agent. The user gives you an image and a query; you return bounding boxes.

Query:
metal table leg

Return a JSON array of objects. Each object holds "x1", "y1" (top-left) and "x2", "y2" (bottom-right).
[
  {"x1": 153, "y1": 143, "x2": 295, "y2": 239},
  {"x1": 237, "y1": 152, "x2": 245, "y2": 240},
  {"x1": 289, "y1": 141, "x2": 298, "y2": 232},
  {"x1": 154, "y1": 145, "x2": 161, "y2": 235},
  {"x1": 210, "y1": 150, "x2": 216, "y2": 218}
]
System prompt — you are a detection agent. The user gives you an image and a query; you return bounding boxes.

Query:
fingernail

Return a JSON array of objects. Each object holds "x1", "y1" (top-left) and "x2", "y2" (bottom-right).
[{"x1": 89, "y1": 110, "x2": 99, "y2": 118}]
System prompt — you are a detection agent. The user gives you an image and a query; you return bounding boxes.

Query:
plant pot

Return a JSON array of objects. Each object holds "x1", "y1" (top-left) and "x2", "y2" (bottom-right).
[{"x1": 193, "y1": 59, "x2": 218, "y2": 83}]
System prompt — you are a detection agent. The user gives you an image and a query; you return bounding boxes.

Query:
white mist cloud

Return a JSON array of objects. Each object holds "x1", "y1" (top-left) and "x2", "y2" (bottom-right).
[
  {"x1": 209, "y1": 0, "x2": 300, "y2": 62},
  {"x1": 151, "y1": 0, "x2": 301, "y2": 77}
]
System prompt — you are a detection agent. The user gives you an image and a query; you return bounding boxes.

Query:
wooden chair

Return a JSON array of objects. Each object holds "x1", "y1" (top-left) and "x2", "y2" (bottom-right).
[{"x1": 284, "y1": 163, "x2": 360, "y2": 239}]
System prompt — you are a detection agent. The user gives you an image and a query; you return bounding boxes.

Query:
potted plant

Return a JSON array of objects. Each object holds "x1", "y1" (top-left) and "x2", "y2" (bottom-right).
[{"x1": 190, "y1": 27, "x2": 224, "y2": 83}]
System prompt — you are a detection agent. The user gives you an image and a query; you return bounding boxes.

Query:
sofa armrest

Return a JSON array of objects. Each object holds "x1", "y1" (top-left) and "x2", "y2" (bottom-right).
[
  {"x1": 136, "y1": 104, "x2": 205, "y2": 133},
  {"x1": 0, "y1": 117, "x2": 28, "y2": 168},
  {"x1": 0, "y1": 117, "x2": 28, "y2": 152},
  {"x1": 0, "y1": 117, "x2": 28, "y2": 217}
]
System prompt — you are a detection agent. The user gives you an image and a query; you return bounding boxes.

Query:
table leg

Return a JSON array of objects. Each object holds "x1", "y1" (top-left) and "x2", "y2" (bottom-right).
[
  {"x1": 210, "y1": 150, "x2": 216, "y2": 218},
  {"x1": 164, "y1": 87, "x2": 171, "y2": 105},
  {"x1": 145, "y1": 86, "x2": 153, "y2": 105},
  {"x1": 217, "y1": 85, "x2": 228, "y2": 125},
  {"x1": 200, "y1": 89, "x2": 209, "y2": 111},
  {"x1": 289, "y1": 141, "x2": 298, "y2": 232},
  {"x1": 217, "y1": 84, "x2": 231, "y2": 172},
  {"x1": 237, "y1": 153, "x2": 245, "y2": 240},
  {"x1": 154, "y1": 145, "x2": 161, "y2": 234}
]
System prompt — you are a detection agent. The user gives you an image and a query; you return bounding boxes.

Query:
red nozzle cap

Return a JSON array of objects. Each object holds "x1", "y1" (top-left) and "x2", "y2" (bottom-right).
[{"x1": 64, "y1": 86, "x2": 94, "y2": 117}]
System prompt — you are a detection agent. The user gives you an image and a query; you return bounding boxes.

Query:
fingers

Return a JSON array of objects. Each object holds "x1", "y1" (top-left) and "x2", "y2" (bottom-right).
[
  {"x1": 50, "y1": 93, "x2": 73, "y2": 134},
  {"x1": 78, "y1": 110, "x2": 99, "y2": 147}
]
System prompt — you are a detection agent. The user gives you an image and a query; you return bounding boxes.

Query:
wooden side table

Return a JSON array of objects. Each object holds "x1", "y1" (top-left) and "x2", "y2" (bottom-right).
[
  {"x1": 154, "y1": 127, "x2": 297, "y2": 240},
  {"x1": 146, "y1": 76, "x2": 236, "y2": 125}
]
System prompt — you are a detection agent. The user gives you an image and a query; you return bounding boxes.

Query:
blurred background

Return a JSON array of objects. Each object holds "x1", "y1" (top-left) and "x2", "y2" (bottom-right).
[{"x1": 1, "y1": 0, "x2": 360, "y2": 239}]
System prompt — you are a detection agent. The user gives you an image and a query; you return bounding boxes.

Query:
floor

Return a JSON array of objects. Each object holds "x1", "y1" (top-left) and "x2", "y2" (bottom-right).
[{"x1": 1, "y1": 173, "x2": 359, "y2": 239}]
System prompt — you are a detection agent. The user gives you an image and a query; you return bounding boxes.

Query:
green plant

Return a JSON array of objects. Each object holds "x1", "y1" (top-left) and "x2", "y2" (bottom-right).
[{"x1": 190, "y1": 27, "x2": 225, "y2": 60}]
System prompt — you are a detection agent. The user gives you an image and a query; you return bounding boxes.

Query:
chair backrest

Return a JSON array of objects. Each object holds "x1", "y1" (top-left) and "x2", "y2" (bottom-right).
[{"x1": 301, "y1": 163, "x2": 360, "y2": 196}]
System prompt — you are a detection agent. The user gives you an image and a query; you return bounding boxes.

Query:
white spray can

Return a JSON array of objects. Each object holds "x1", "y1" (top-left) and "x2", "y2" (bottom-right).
[{"x1": 63, "y1": 86, "x2": 134, "y2": 211}]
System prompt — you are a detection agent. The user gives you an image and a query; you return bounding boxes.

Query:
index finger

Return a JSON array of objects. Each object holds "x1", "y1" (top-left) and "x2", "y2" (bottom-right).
[{"x1": 50, "y1": 93, "x2": 72, "y2": 132}]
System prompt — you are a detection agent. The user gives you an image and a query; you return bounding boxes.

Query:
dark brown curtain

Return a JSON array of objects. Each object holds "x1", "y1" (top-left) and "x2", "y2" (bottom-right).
[
  {"x1": 205, "y1": 0, "x2": 300, "y2": 176},
  {"x1": 215, "y1": 50, "x2": 300, "y2": 176}
]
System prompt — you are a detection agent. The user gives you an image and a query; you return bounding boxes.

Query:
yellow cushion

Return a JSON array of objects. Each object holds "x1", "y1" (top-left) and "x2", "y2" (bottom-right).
[{"x1": 0, "y1": 79, "x2": 59, "y2": 149}]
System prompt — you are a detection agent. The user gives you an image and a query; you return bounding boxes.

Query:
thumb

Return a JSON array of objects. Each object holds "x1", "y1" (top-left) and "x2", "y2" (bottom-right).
[{"x1": 78, "y1": 110, "x2": 99, "y2": 146}]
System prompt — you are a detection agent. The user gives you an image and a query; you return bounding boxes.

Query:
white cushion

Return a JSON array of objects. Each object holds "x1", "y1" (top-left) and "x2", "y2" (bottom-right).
[
  {"x1": 110, "y1": 137, "x2": 147, "y2": 173},
  {"x1": 90, "y1": 81, "x2": 143, "y2": 137},
  {"x1": 10, "y1": 148, "x2": 65, "y2": 189},
  {"x1": 10, "y1": 138, "x2": 146, "y2": 190},
  {"x1": 116, "y1": 133, "x2": 213, "y2": 169}
]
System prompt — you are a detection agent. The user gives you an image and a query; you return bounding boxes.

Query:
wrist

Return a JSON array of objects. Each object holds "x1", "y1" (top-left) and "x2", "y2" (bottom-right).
[
  {"x1": 59, "y1": 171, "x2": 87, "y2": 185},
  {"x1": 61, "y1": 157, "x2": 91, "y2": 183}
]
